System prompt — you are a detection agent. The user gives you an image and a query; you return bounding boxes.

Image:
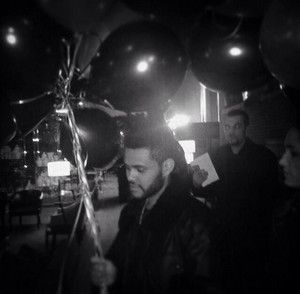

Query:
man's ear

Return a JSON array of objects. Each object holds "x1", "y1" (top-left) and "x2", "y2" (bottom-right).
[{"x1": 162, "y1": 158, "x2": 175, "y2": 177}]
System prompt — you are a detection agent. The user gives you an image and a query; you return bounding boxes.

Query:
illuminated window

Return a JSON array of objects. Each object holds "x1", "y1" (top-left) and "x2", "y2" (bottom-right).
[{"x1": 179, "y1": 140, "x2": 195, "y2": 164}]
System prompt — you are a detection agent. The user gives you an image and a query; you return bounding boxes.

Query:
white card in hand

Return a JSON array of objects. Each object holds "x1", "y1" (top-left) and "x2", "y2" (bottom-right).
[{"x1": 190, "y1": 152, "x2": 219, "y2": 187}]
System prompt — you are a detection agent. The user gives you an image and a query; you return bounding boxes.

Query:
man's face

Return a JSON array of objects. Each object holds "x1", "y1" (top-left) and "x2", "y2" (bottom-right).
[
  {"x1": 124, "y1": 148, "x2": 165, "y2": 200},
  {"x1": 279, "y1": 127, "x2": 300, "y2": 188},
  {"x1": 223, "y1": 115, "x2": 247, "y2": 146}
]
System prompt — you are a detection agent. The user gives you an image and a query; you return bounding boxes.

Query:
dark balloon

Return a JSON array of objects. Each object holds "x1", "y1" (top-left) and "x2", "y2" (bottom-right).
[
  {"x1": 212, "y1": 0, "x2": 272, "y2": 18},
  {"x1": 60, "y1": 107, "x2": 121, "y2": 170},
  {"x1": 11, "y1": 93, "x2": 56, "y2": 137},
  {"x1": 281, "y1": 85, "x2": 300, "y2": 111},
  {"x1": 76, "y1": 2, "x2": 143, "y2": 74},
  {"x1": 76, "y1": 32, "x2": 102, "y2": 73},
  {"x1": 189, "y1": 13, "x2": 271, "y2": 93},
  {"x1": 223, "y1": 92, "x2": 244, "y2": 108},
  {"x1": 260, "y1": 0, "x2": 300, "y2": 89},
  {"x1": 0, "y1": 100, "x2": 17, "y2": 145},
  {"x1": 93, "y1": 1, "x2": 143, "y2": 42},
  {"x1": 122, "y1": 0, "x2": 222, "y2": 19},
  {"x1": 89, "y1": 21, "x2": 188, "y2": 112},
  {"x1": 38, "y1": 0, "x2": 116, "y2": 33},
  {"x1": 0, "y1": 0, "x2": 71, "y2": 103},
  {"x1": 243, "y1": 78, "x2": 282, "y2": 106}
]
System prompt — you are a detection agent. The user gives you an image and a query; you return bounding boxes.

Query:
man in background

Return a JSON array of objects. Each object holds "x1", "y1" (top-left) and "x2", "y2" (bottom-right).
[{"x1": 192, "y1": 109, "x2": 279, "y2": 293}]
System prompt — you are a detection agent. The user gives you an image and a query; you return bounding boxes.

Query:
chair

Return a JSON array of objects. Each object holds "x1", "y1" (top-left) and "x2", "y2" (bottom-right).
[{"x1": 8, "y1": 190, "x2": 43, "y2": 228}]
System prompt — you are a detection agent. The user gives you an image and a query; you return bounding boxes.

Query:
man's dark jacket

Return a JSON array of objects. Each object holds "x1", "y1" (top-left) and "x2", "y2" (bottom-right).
[
  {"x1": 194, "y1": 138, "x2": 279, "y2": 292},
  {"x1": 106, "y1": 183, "x2": 215, "y2": 294}
]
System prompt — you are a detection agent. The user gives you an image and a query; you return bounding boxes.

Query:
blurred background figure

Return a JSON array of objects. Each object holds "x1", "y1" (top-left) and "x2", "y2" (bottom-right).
[
  {"x1": 269, "y1": 119, "x2": 300, "y2": 293},
  {"x1": 192, "y1": 109, "x2": 280, "y2": 293}
]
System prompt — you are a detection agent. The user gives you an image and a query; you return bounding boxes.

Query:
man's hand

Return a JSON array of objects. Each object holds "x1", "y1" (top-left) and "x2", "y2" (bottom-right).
[
  {"x1": 90, "y1": 256, "x2": 117, "y2": 287},
  {"x1": 191, "y1": 165, "x2": 208, "y2": 188}
]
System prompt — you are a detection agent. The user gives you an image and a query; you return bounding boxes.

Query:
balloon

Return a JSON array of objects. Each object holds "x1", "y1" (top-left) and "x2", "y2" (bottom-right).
[
  {"x1": 11, "y1": 93, "x2": 56, "y2": 137},
  {"x1": 76, "y1": 33, "x2": 102, "y2": 73},
  {"x1": 189, "y1": 13, "x2": 272, "y2": 93},
  {"x1": 243, "y1": 78, "x2": 282, "y2": 106},
  {"x1": 0, "y1": 100, "x2": 17, "y2": 145},
  {"x1": 122, "y1": 0, "x2": 224, "y2": 39},
  {"x1": 60, "y1": 107, "x2": 121, "y2": 169},
  {"x1": 122, "y1": 0, "x2": 222, "y2": 19},
  {"x1": 281, "y1": 85, "x2": 300, "y2": 111},
  {"x1": 0, "y1": 0, "x2": 71, "y2": 103},
  {"x1": 93, "y1": 1, "x2": 143, "y2": 41},
  {"x1": 89, "y1": 21, "x2": 188, "y2": 112},
  {"x1": 260, "y1": 0, "x2": 300, "y2": 89},
  {"x1": 76, "y1": 2, "x2": 143, "y2": 75},
  {"x1": 212, "y1": 0, "x2": 272, "y2": 18},
  {"x1": 38, "y1": 0, "x2": 116, "y2": 33},
  {"x1": 223, "y1": 92, "x2": 244, "y2": 108}
]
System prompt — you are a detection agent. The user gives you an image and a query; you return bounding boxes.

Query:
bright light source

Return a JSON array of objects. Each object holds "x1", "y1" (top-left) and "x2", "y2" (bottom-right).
[
  {"x1": 47, "y1": 161, "x2": 71, "y2": 177},
  {"x1": 184, "y1": 153, "x2": 194, "y2": 164},
  {"x1": 6, "y1": 33, "x2": 17, "y2": 45},
  {"x1": 179, "y1": 140, "x2": 195, "y2": 164},
  {"x1": 242, "y1": 91, "x2": 248, "y2": 101},
  {"x1": 229, "y1": 47, "x2": 242, "y2": 56},
  {"x1": 179, "y1": 140, "x2": 196, "y2": 153},
  {"x1": 167, "y1": 114, "x2": 190, "y2": 130},
  {"x1": 55, "y1": 108, "x2": 69, "y2": 114},
  {"x1": 136, "y1": 61, "x2": 149, "y2": 72},
  {"x1": 32, "y1": 138, "x2": 40, "y2": 142}
]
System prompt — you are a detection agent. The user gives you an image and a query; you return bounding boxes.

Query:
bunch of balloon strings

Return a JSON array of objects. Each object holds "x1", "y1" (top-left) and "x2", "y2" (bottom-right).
[{"x1": 54, "y1": 34, "x2": 107, "y2": 294}]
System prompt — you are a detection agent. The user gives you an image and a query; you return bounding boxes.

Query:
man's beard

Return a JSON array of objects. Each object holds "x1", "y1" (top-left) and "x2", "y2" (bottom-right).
[{"x1": 129, "y1": 171, "x2": 165, "y2": 200}]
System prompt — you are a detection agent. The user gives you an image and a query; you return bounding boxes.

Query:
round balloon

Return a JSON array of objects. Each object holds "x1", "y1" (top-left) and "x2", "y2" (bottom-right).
[
  {"x1": 281, "y1": 85, "x2": 300, "y2": 111},
  {"x1": 243, "y1": 78, "x2": 282, "y2": 106},
  {"x1": 76, "y1": 2, "x2": 143, "y2": 74},
  {"x1": 260, "y1": 0, "x2": 300, "y2": 89},
  {"x1": 189, "y1": 13, "x2": 271, "y2": 93},
  {"x1": 122, "y1": 0, "x2": 222, "y2": 19},
  {"x1": 89, "y1": 21, "x2": 188, "y2": 112},
  {"x1": 0, "y1": 0, "x2": 71, "y2": 103},
  {"x1": 60, "y1": 107, "x2": 121, "y2": 170},
  {"x1": 212, "y1": 0, "x2": 272, "y2": 18},
  {"x1": 38, "y1": 0, "x2": 116, "y2": 33}
]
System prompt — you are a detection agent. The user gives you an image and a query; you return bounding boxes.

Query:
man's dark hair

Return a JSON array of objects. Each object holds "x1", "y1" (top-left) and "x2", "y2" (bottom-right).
[
  {"x1": 123, "y1": 117, "x2": 188, "y2": 182},
  {"x1": 226, "y1": 109, "x2": 250, "y2": 127}
]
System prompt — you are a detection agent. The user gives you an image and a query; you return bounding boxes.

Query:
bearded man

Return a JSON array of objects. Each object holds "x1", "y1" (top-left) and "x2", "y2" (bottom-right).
[{"x1": 91, "y1": 118, "x2": 216, "y2": 294}]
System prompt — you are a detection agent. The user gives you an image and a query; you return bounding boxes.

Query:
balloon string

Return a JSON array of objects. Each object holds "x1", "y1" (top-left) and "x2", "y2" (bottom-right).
[
  {"x1": 61, "y1": 39, "x2": 71, "y2": 76},
  {"x1": 65, "y1": 97, "x2": 104, "y2": 256},
  {"x1": 56, "y1": 35, "x2": 106, "y2": 294},
  {"x1": 22, "y1": 110, "x2": 53, "y2": 138},
  {"x1": 10, "y1": 91, "x2": 53, "y2": 105},
  {"x1": 56, "y1": 196, "x2": 84, "y2": 294},
  {"x1": 69, "y1": 33, "x2": 83, "y2": 82}
]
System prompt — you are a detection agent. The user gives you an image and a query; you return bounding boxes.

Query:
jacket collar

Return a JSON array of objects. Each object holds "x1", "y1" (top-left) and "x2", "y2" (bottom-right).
[{"x1": 140, "y1": 182, "x2": 189, "y2": 231}]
